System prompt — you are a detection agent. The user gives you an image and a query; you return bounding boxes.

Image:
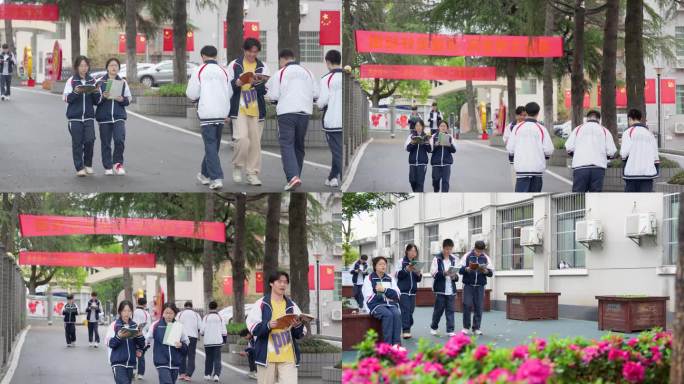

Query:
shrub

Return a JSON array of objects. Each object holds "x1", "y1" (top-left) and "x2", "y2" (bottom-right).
[
  {"x1": 298, "y1": 337, "x2": 343, "y2": 353},
  {"x1": 610, "y1": 156, "x2": 680, "y2": 169},
  {"x1": 158, "y1": 83, "x2": 188, "y2": 97},
  {"x1": 226, "y1": 322, "x2": 247, "y2": 335},
  {"x1": 668, "y1": 171, "x2": 684, "y2": 185},
  {"x1": 552, "y1": 137, "x2": 566, "y2": 150}
]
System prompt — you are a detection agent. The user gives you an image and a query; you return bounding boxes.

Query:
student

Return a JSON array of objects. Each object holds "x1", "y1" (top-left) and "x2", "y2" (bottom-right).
[
  {"x1": 429, "y1": 239, "x2": 459, "y2": 337},
  {"x1": 0, "y1": 43, "x2": 17, "y2": 101},
  {"x1": 146, "y1": 302, "x2": 189, "y2": 384},
  {"x1": 430, "y1": 121, "x2": 457, "y2": 192},
  {"x1": 246, "y1": 271, "x2": 307, "y2": 384},
  {"x1": 408, "y1": 106, "x2": 420, "y2": 133},
  {"x1": 96, "y1": 57, "x2": 132, "y2": 176},
  {"x1": 506, "y1": 102, "x2": 554, "y2": 192},
  {"x1": 265, "y1": 49, "x2": 320, "y2": 191},
  {"x1": 406, "y1": 119, "x2": 432, "y2": 192},
  {"x1": 395, "y1": 244, "x2": 422, "y2": 339},
  {"x1": 228, "y1": 38, "x2": 270, "y2": 186},
  {"x1": 458, "y1": 241, "x2": 494, "y2": 336},
  {"x1": 621, "y1": 109, "x2": 660, "y2": 192},
  {"x1": 132, "y1": 297, "x2": 152, "y2": 380},
  {"x1": 177, "y1": 301, "x2": 202, "y2": 382},
  {"x1": 317, "y1": 49, "x2": 343, "y2": 188},
  {"x1": 62, "y1": 294, "x2": 79, "y2": 347},
  {"x1": 186, "y1": 45, "x2": 233, "y2": 190},
  {"x1": 362, "y1": 256, "x2": 402, "y2": 345},
  {"x1": 109, "y1": 300, "x2": 146, "y2": 384},
  {"x1": 63, "y1": 55, "x2": 101, "y2": 177},
  {"x1": 238, "y1": 328, "x2": 258, "y2": 380},
  {"x1": 85, "y1": 291, "x2": 101, "y2": 347},
  {"x1": 427, "y1": 102, "x2": 442, "y2": 136},
  {"x1": 201, "y1": 301, "x2": 227, "y2": 382},
  {"x1": 350, "y1": 254, "x2": 370, "y2": 310},
  {"x1": 503, "y1": 106, "x2": 527, "y2": 188},
  {"x1": 565, "y1": 110, "x2": 618, "y2": 192}
]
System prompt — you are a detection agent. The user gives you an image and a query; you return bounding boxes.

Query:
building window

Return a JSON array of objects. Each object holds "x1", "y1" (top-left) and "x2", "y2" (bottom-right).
[
  {"x1": 664, "y1": 193, "x2": 679, "y2": 265},
  {"x1": 259, "y1": 30, "x2": 268, "y2": 60},
  {"x1": 497, "y1": 203, "x2": 534, "y2": 270},
  {"x1": 552, "y1": 194, "x2": 586, "y2": 269},
  {"x1": 332, "y1": 213, "x2": 343, "y2": 244},
  {"x1": 299, "y1": 31, "x2": 323, "y2": 62},
  {"x1": 469, "y1": 214, "x2": 483, "y2": 247},
  {"x1": 384, "y1": 232, "x2": 391, "y2": 248},
  {"x1": 519, "y1": 79, "x2": 537, "y2": 95},
  {"x1": 677, "y1": 85, "x2": 684, "y2": 115},
  {"x1": 424, "y1": 224, "x2": 439, "y2": 259},
  {"x1": 334, "y1": 271, "x2": 341, "y2": 301},
  {"x1": 677, "y1": 26, "x2": 684, "y2": 58},
  {"x1": 398, "y1": 228, "x2": 414, "y2": 258},
  {"x1": 175, "y1": 266, "x2": 192, "y2": 282}
]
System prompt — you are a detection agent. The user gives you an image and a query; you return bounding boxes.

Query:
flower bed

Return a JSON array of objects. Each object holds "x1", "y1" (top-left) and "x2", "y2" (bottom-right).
[{"x1": 343, "y1": 328, "x2": 671, "y2": 383}]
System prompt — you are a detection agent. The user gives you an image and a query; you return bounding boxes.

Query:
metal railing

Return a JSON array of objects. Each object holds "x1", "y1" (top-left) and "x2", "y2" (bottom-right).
[
  {"x1": 0, "y1": 246, "x2": 26, "y2": 368},
  {"x1": 343, "y1": 71, "x2": 369, "y2": 175}
]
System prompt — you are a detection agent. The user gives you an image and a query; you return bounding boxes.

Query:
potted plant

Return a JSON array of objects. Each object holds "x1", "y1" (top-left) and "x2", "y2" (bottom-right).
[
  {"x1": 297, "y1": 337, "x2": 342, "y2": 377},
  {"x1": 131, "y1": 83, "x2": 191, "y2": 117},
  {"x1": 322, "y1": 361, "x2": 342, "y2": 383},
  {"x1": 596, "y1": 295, "x2": 669, "y2": 333},
  {"x1": 505, "y1": 291, "x2": 561, "y2": 321}
]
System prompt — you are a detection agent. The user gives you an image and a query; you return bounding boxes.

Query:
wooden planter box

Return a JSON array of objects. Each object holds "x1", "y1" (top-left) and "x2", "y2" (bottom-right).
[
  {"x1": 130, "y1": 96, "x2": 191, "y2": 117},
  {"x1": 342, "y1": 312, "x2": 382, "y2": 351},
  {"x1": 596, "y1": 296, "x2": 669, "y2": 333},
  {"x1": 298, "y1": 352, "x2": 342, "y2": 377},
  {"x1": 505, "y1": 292, "x2": 561, "y2": 321},
  {"x1": 416, "y1": 287, "x2": 435, "y2": 307},
  {"x1": 342, "y1": 285, "x2": 354, "y2": 298},
  {"x1": 321, "y1": 366, "x2": 342, "y2": 383},
  {"x1": 224, "y1": 343, "x2": 249, "y2": 366},
  {"x1": 456, "y1": 289, "x2": 491, "y2": 312}
]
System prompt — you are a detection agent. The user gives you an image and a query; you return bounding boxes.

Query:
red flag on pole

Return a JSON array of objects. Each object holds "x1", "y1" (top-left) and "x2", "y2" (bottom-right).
[
  {"x1": 255, "y1": 272, "x2": 264, "y2": 293},
  {"x1": 308, "y1": 265, "x2": 315, "y2": 288},
  {"x1": 564, "y1": 89, "x2": 590, "y2": 109},
  {"x1": 186, "y1": 31, "x2": 195, "y2": 52},
  {"x1": 224, "y1": 21, "x2": 261, "y2": 48},
  {"x1": 319, "y1": 265, "x2": 335, "y2": 290},
  {"x1": 0, "y1": 4, "x2": 59, "y2": 21},
  {"x1": 596, "y1": 86, "x2": 627, "y2": 107},
  {"x1": 118, "y1": 34, "x2": 146, "y2": 54},
  {"x1": 645, "y1": 79, "x2": 656, "y2": 104},
  {"x1": 661, "y1": 78, "x2": 676, "y2": 104},
  {"x1": 19, "y1": 251, "x2": 156, "y2": 268},
  {"x1": 319, "y1": 10, "x2": 341, "y2": 46},
  {"x1": 222, "y1": 277, "x2": 249, "y2": 295},
  {"x1": 163, "y1": 29, "x2": 173, "y2": 52},
  {"x1": 118, "y1": 34, "x2": 126, "y2": 54}
]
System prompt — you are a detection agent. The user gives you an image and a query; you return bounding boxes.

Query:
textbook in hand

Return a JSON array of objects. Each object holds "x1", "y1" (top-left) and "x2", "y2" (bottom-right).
[
  {"x1": 239, "y1": 72, "x2": 269, "y2": 85},
  {"x1": 271, "y1": 313, "x2": 315, "y2": 330},
  {"x1": 118, "y1": 323, "x2": 143, "y2": 339},
  {"x1": 75, "y1": 84, "x2": 98, "y2": 94}
]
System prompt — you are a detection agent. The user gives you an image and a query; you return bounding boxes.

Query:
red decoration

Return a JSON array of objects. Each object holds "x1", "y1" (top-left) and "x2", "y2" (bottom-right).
[
  {"x1": 661, "y1": 78, "x2": 676, "y2": 104},
  {"x1": 255, "y1": 272, "x2": 264, "y2": 293},
  {"x1": 355, "y1": 30, "x2": 564, "y2": 58},
  {"x1": 307, "y1": 265, "x2": 335, "y2": 291},
  {"x1": 52, "y1": 41, "x2": 62, "y2": 81},
  {"x1": 0, "y1": 4, "x2": 59, "y2": 21},
  {"x1": 163, "y1": 28, "x2": 173, "y2": 52},
  {"x1": 596, "y1": 85, "x2": 627, "y2": 107},
  {"x1": 19, "y1": 214, "x2": 226, "y2": 242},
  {"x1": 645, "y1": 79, "x2": 656, "y2": 104},
  {"x1": 359, "y1": 64, "x2": 496, "y2": 81},
  {"x1": 19, "y1": 251, "x2": 156, "y2": 268},
  {"x1": 319, "y1": 10, "x2": 341, "y2": 46},
  {"x1": 118, "y1": 33, "x2": 146, "y2": 54},
  {"x1": 564, "y1": 89, "x2": 590, "y2": 109},
  {"x1": 224, "y1": 21, "x2": 261, "y2": 49},
  {"x1": 222, "y1": 277, "x2": 248, "y2": 295},
  {"x1": 186, "y1": 31, "x2": 195, "y2": 52}
]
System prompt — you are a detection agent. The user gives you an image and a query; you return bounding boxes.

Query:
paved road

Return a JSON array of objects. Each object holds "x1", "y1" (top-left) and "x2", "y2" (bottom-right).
[
  {"x1": 346, "y1": 136, "x2": 573, "y2": 192},
  {"x1": 0, "y1": 87, "x2": 333, "y2": 192}
]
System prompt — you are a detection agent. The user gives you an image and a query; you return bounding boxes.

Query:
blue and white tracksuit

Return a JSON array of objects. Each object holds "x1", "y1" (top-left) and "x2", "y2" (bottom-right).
[
  {"x1": 565, "y1": 120, "x2": 618, "y2": 192},
  {"x1": 506, "y1": 118, "x2": 554, "y2": 192},
  {"x1": 96, "y1": 75, "x2": 131, "y2": 170},
  {"x1": 430, "y1": 254, "x2": 459, "y2": 333},
  {"x1": 395, "y1": 256, "x2": 422, "y2": 333},
  {"x1": 362, "y1": 272, "x2": 402, "y2": 345},
  {"x1": 63, "y1": 74, "x2": 102, "y2": 171},
  {"x1": 620, "y1": 123, "x2": 660, "y2": 192},
  {"x1": 430, "y1": 134, "x2": 457, "y2": 192},
  {"x1": 109, "y1": 318, "x2": 146, "y2": 384},
  {"x1": 406, "y1": 133, "x2": 432, "y2": 192},
  {"x1": 145, "y1": 318, "x2": 190, "y2": 384},
  {"x1": 458, "y1": 252, "x2": 494, "y2": 331}
]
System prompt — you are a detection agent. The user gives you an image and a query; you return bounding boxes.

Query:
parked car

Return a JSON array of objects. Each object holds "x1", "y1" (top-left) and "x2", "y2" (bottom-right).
[
  {"x1": 553, "y1": 121, "x2": 572, "y2": 138},
  {"x1": 137, "y1": 61, "x2": 198, "y2": 87},
  {"x1": 218, "y1": 304, "x2": 254, "y2": 324},
  {"x1": 90, "y1": 63, "x2": 153, "y2": 81}
]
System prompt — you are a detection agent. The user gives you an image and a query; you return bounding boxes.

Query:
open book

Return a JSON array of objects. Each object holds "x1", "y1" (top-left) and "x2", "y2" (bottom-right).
[
  {"x1": 446, "y1": 266, "x2": 460, "y2": 276},
  {"x1": 162, "y1": 321, "x2": 183, "y2": 346},
  {"x1": 410, "y1": 135, "x2": 427, "y2": 145},
  {"x1": 239, "y1": 71, "x2": 270, "y2": 85},
  {"x1": 117, "y1": 323, "x2": 143, "y2": 339},
  {"x1": 75, "y1": 84, "x2": 98, "y2": 94},
  {"x1": 271, "y1": 313, "x2": 315, "y2": 330},
  {"x1": 104, "y1": 79, "x2": 124, "y2": 99},
  {"x1": 408, "y1": 260, "x2": 426, "y2": 271},
  {"x1": 438, "y1": 132, "x2": 452, "y2": 146}
]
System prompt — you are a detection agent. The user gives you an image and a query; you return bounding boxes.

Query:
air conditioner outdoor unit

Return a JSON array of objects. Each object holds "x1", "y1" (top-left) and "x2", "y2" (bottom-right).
[
  {"x1": 520, "y1": 226, "x2": 543, "y2": 246},
  {"x1": 300, "y1": 3, "x2": 309, "y2": 15},
  {"x1": 331, "y1": 308, "x2": 342, "y2": 321},
  {"x1": 470, "y1": 233, "x2": 488, "y2": 248},
  {"x1": 674, "y1": 122, "x2": 684, "y2": 134},
  {"x1": 625, "y1": 213, "x2": 657, "y2": 237},
  {"x1": 575, "y1": 220, "x2": 603, "y2": 242}
]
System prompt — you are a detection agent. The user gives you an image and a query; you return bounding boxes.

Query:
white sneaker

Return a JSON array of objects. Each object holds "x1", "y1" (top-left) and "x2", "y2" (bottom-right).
[
  {"x1": 209, "y1": 179, "x2": 223, "y2": 190},
  {"x1": 114, "y1": 163, "x2": 126, "y2": 175},
  {"x1": 136, "y1": 374, "x2": 143, "y2": 380},
  {"x1": 474, "y1": 329, "x2": 483, "y2": 336},
  {"x1": 430, "y1": 329, "x2": 439, "y2": 336},
  {"x1": 204, "y1": 375, "x2": 212, "y2": 381},
  {"x1": 85, "y1": 167, "x2": 94, "y2": 175},
  {"x1": 232, "y1": 168, "x2": 242, "y2": 183},
  {"x1": 196, "y1": 172, "x2": 210, "y2": 185},
  {"x1": 402, "y1": 332, "x2": 412, "y2": 339},
  {"x1": 245, "y1": 174, "x2": 262, "y2": 186},
  {"x1": 247, "y1": 371, "x2": 257, "y2": 379},
  {"x1": 94, "y1": 343, "x2": 99, "y2": 348},
  {"x1": 328, "y1": 178, "x2": 339, "y2": 188},
  {"x1": 284, "y1": 176, "x2": 302, "y2": 191},
  {"x1": 462, "y1": 328, "x2": 472, "y2": 336},
  {"x1": 76, "y1": 169, "x2": 87, "y2": 177},
  {"x1": 104, "y1": 169, "x2": 114, "y2": 176},
  {"x1": 447, "y1": 332, "x2": 457, "y2": 337},
  {"x1": 213, "y1": 375, "x2": 219, "y2": 382},
  {"x1": 5, "y1": 96, "x2": 9, "y2": 101}
]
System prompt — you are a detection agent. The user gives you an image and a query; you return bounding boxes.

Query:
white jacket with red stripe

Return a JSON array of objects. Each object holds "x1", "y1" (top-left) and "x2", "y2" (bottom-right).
[
  {"x1": 265, "y1": 61, "x2": 320, "y2": 116},
  {"x1": 316, "y1": 69, "x2": 342, "y2": 131},
  {"x1": 506, "y1": 119, "x2": 554, "y2": 176},
  {"x1": 186, "y1": 60, "x2": 232, "y2": 124},
  {"x1": 620, "y1": 124, "x2": 660, "y2": 180},
  {"x1": 565, "y1": 120, "x2": 617, "y2": 169}
]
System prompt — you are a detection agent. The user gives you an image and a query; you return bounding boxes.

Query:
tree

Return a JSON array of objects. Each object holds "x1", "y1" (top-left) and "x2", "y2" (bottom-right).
[
  {"x1": 278, "y1": 0, "x2": 300, "y2": 59},
  {"x1": 232, "y1": 194, "x2": 247, "y2": 323},
  {"x1": 625, "y1": 0, "x2": 645, "y2": 116},
  {"x1": 122, "y1": 236, "x2": 133, "y2": 302},
  {"x1": 124, "y1": 0, "x2": 138, "y2": 85},
  {"x1": 340, "y1": 193, "x2": 406, "y2": 245},
  {"x1": 172, "y1": 0, "x2": 188, "y2": 84},
  {"x1": 202, "y1": 193, "x2": 216, "y2": 313},
  {"x1": 673, "y1": 193, "x2": 684, "y2": 383},
  {"x1": 543, "y1": 2, "x2": 555, "y2": 128},
  {"x1": 600, "y1": 0, "x2": 620, "y2": 141},
  {"x1": 288, "y1": 193, "x2": 309, "y2": 320},
  {"x1": 226, "y1": 0, "x2": 244, "y2": 62},
  {"x1": 263, "y1": 193, "x2": 282, "y2": 294}
]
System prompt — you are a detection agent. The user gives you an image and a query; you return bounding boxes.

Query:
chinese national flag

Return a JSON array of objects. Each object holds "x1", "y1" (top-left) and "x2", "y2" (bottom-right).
[
  {"x1": 308, "y1": 265, "x2": 315, "y2": 288},
  {"x1": 597, "y1": 86, "x2": 627, "y2": 107},
  {"x1": 186, "y1": 31, "x2": 195, "y2": 52},
  {"x1": 222, "y1": 277, "x2": 248, "y2": 295},
  {"x1": 661, "y1": 79, "x2": 676, "y2": 104},
  {"x1": 306, "y1": 265, "x2": 335, "y2": 290},
  {"x1": 224, "y1": 21, "x2": 261, "y2": 48},
  {"x1": 564, "y1": 89, "x2": 590, "y2": 109},
  {"x1": 255, "y1": 272, "x2": 264, "y2": 293},
  {"x1": 163, "y1": 29, "x2": 173, "y2": 52},
  {"x1": 118, "y1": 33, "x2": 126, "y2": 54},
  {"x1": 645, "y1": 79, "x2": 656, "y2": 104},
  {"x1": 119, "y1": 34, "x2": 146, "y2": 54},
  {"x1": 319, "y1": 10, "x2": 340, "y2": 45}
]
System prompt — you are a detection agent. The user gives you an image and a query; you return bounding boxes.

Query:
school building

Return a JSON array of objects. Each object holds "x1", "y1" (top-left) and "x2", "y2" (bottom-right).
[{"x1": 357, "y1": 193, "x2": 679, "y2": 321}]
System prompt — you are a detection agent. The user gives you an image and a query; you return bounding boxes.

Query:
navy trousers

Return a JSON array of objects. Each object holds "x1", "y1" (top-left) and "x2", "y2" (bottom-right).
[
  {"x1": 409, "y1": 165, "x2": 427, "y2": 192},
  {"x1": 624, "y1": 179, "x2": 654, "y2": 192},
  {"x1": 515, "y1": 175, "x2": 543, "y2": 192},
  {"x1": 372, "y1": 305, "x2": 402, "y2": 345},
  {"x1": 353, "y1": 284, "x2": 364, "y2": 309},
  {"x1": 432, "y1": 165, "x2": 451, "y2": 192},
  {"x1": 99, "y1": 121, "x2": 126, "y2": 169},
  {"x1": 112, "y1": 366, "x2": 134, "y2": 384},
  {"x1": 572, "y1": 167, "x2": 605, "y2": 192},
  {"x1": 462, "y1": 285, "x2": 485, "y2": 330},
  {"x1": 430, "y1": 294, "x2": 455, "y2": 333},
  {"x1": 157, "y1": 368, "x2": 179, "y2": 384},
  {"x1": 68, "y1": 120, "x2": 95, "y2": 171},
  {"x1": 398, "y1": 294, "x2": 416, "y2": 332}
]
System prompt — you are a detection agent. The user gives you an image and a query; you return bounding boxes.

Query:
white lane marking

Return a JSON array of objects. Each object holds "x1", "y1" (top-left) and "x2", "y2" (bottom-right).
[
  {"x1": 0, "y1": 325, "x2": 31, "y2": 384},
  {"x1": 195, "y1": 348, "x2": 249, "y2": 375},
  {"x1": 341, "y1": 137, "x2": 374, "y2": 192}
]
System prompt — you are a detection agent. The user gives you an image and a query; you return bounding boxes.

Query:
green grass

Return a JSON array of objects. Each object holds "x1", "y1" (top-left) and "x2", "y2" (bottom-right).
[
  {"x1": 552, "y1": 137, "x2": 566, "y2": 150},
  {"x1": 158, "y1": 83, "x2": 188, "y2": 97},
  {"x1": 298, "y1": 337, "x2": 342, "y2": 353},
  {"x1": 226, "y1": 322, "x2": 247, "y2": 335}
]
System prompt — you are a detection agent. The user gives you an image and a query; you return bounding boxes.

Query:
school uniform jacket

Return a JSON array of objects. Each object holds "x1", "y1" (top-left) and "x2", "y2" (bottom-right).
[
  {"x1": 506, "y1": 118, "x2": 554, "y2": 177},
  {"x1": 63, "y1": 74, "x2": 102, "y2": 122},
  {"x1": 430, "y1": 254, "x2": 458, "y2": 294},
  {"x1": 406, "y1": 133, "x2": 432, "y2": 166},
  {"x1": 427, "y1": 111, "x2": 442, "y2": 132},
  {"x1": 109, "y1": 318, "x2": 146, "y2": 369},
  {"x1": 176, "y1": 308, "x2": 202, "y2": 339},
  {"x1": 186, "y1": 60, "x2": 232, "y2": 125},
  {"x1": 246, "y1": 295, "x2": 306, "y2": 368},
  {"x1": 316, "y1": 68, "x2": 343, "y2": 132},
  {"x1": 132, "y1": 307, "x2": 152, "y2": 334},
  {"x1": 85, "y1": 298, "x2": 101, "y2": 322},
  {"x1": 62, "y1": 302, "x2": 79, "y2": 323},
  {"x1": 265, "y1": 61, "x2": 320, "y2": 116},
  {"x1": 145, "y1": 318, "x2": 189, "y2": 370},
  {"x1": 350, "y1": 260, "x2": 369, "y2": 285},
  {"x1": 565, "y1": 120, "x2": 617, "y2": 169},
  {"x1": 458, "y1": 251, "x2": 494, "y2": 286},
  {"x1": 430, "y1": 134, "x2": 457, "y2": 166},
  {"x1": 362, "y1": 272, "x2": 400, "y2": 314},
  {"x1": 95, "y1": 75, "x2": 131, "y2": 123},
  {"x1": 0, "y1": 52, "x2": 16, "y2": 74},
  {"x1": 201, "y1": 311, "x2": 227, "y2": 347},
  {"x1": 394, "y1": 256, "x2": 422, "y2": 295},
  {"x1": 227, "y1": 56, "x2": 269, "y2": 121},
  {"x1": 620, "y1": 123, "x2": 660, "y2": 180}
]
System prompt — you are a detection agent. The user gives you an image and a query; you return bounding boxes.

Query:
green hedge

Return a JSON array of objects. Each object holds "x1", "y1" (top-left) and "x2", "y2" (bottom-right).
[
  {"x1": 158, "y1": 83, "x2": 188, "y2": 97},
  {"x1": 669, "y1": 171, "x2": 684, "y2": 185},
  {"x1": 226, "y1": 322, "x2": 247, "y2": 335},
  {"x1": 552, "y1": 136, "x2": 566, "y2": 150},
  {"x1": 610, "y1": 156, "x2": 680, "y2": 169}
]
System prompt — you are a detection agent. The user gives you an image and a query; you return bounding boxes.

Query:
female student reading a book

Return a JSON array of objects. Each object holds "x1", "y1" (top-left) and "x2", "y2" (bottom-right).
[
  {"x1": 146, "y1": 302, "x2": 189, "y2": 384},
  {"x1": 109, "y1": 300, "x2": 146, "y2": 384},
  {"x1": 405, "y1": 119, "x2": 432, "y2": 192},
  {"x1": 363, "y1": 256, "x2": 402, "y2": 346},
  {"x1": 246, "y1": 271, "x2": 307, "y2": 384},
  {"x1": 395, "y1": 244, "x2": 423, "y2": 339},
  {"x1": 63, "y1": 55, "x2": 101, "y2": 177},
  {"x1": 430, "y1": 121, "x2": 457, "y2": 192},
  {"x1": 96, "y1": 58, "x2": 132, "y2": 176}
]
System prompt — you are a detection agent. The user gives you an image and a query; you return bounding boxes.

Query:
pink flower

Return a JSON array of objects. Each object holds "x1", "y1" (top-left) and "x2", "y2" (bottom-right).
[
  {"x1": 568, "y1": 344, "x2": 580, "y2": 352},
  {"x1": 608, "y1": 347, "x2": 629, "y2": 362},
  {"x1": 487, "y1": 368, "x2": 512, "y2": 381},
  {"x1": 442, "y1": 332, "x2": 472, "y2": 357},
  {"x1": 421, "y1": 361, "x2": 448, "y2": 376},
  {"x1": 622, "y1": 361, "x2": 646, "y2": 383},
  {"x1": 582, "y1": 346, "x2": 600, "y2": 364},
  {"x1": 512, "y1": 345, "x2": 529, "y2": 360},
  {"x1": 597, "y1": 340, "x2": 611, "y2": 353},
  {"x1": 374, "y1": 343, "x2": 408, "y2": 364},
  {"x1": 514, "y1": 358, "x2": 553, "y2": 384},
  {"x1": 649, "y1": 346, "x2": 662, "y2": 364},
  {"x1": 627, "y1": 338, "x2": 639, "y2": 348},
  {"x1": 473, "y1": 345, "x2": 489, "y2": 361},
  {"x1": 533, "y1": 338, "x2": 547, "y2": 351}
]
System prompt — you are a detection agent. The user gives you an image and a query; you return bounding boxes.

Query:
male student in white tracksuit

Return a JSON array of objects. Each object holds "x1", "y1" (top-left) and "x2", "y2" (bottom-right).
[
  {"x1": 503, "y1": 106, "x2": 527, "y2": 188},
  {"x1": 201, "y1": 301, "x2": 227, "y2": 382},
  {"x1": 132, "y1": 297, "x2": 152, "y2": 380},
  {"x1": 177, "y1": 301, "x2": 202, "y2": 381},
  {"x1": 565, "y1": 110, "x2": 618, "y2": 192},
  {"x1": 506, "y1": 102, "x2": 554, "y2": 192},
  {"x1": 186, "y1": 45, "x2": 233, "y2": 190},
  {"x1": 316, "y1": 50, "x2": 343, "y2": 188},
  {"x1": 265, "y1": 48, "x2": 320, "y2": 191},
  {"x1": 620, "y1": 109, "x2": 660, "y2": 192}
]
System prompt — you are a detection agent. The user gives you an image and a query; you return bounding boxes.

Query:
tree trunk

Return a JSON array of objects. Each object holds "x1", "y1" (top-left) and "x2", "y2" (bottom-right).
[
  {"x1": 288, "y1": 194, "x2": 310, "y2": 315},
  {"x1": 172, "y1": 0, "x2": 188, "y2": 84},
  {"x1": 263, "y1": 193, "x2": 282, "y2": 293},
  {"x1": 122, "y1": 236, "x2": 133, "y2": 303},
  {"x1": 233, "y1": 194, "x2": 247, "y2": 323},
  {"x1": 672, "y1": 193, "x2": 684, "y2": 383},
  {"x1": 370, "y1": 78, "x2": 381, "y2": 108},
  {"x1": 465, "y1": 57, "x2": 478, "y2": 133},
  {"x1": 202, "y1": 193, "x2": 216, "y2": 313},
  {"x1": 601, "y1": 0, "x2": 620, "y2": 142},
  {"x1": 124, "y1": 0, "x2": 138, "y2": 84},
  {"x1": 165, "y1": 237, "x2": 176, "y2": 304},
  {"x1": 625, "y1": 0, "x2": 646, "y2": 117},
  {"x1": 542, "y1": 3, "x2": 555, "y2": 128},
  {"x1": 278, "y1": 0, "x2": 300, "y2": 59},
  {"x1": 4, "y1": 19, "x2": 14, "y2": 54},
  {"x1": 342, "y1": 0, "x2": 353, "y2": 67},
  {"x1": 506, "y1": 61, "x2": 517, "y2": 124},
  {"x1": 70, "y1": 0, "x2": 82, "y2": 61},
  {"x1": 570, "y1": 2, "x2": 585, "y2": 129},
  {"x1": 226, "y1": 0, "x2": 245, "y2": 62}
]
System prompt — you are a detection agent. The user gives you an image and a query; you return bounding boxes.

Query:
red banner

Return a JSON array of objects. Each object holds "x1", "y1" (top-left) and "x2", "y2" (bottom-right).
[
  {"x1": 320, "y1": 10, "x2": 341, "y2": 46},
  {"x1": 359, "y1": 64, "x2": 496, "y2": 81},
  {"x1": 255, "y1": 271, "x2": 264, "y2": 293},
  {"x1": 186, "y1": 31, "x2": 195, "y2": 52},
  {"x1": 0, "y1": 4, "x2": 59, "y2": 21},
  {"x1": 224, "y1": 21, "x2": 261, "y2": 48},
  {"x1": 661, "y1": 78, "x2": 676, "y2": 104},
  {"x1": 645, "y1": 79, "x2": 656, "y2": 104},
  {"x1": 118, "y1": 33, "x2": 146, "y2": 54},
  {"x1": 564, "y1": 89, "x2": 590, "y2": 109},
  {"x1": 19, "y1": 214, "x2": 226, "y2": 242},
  {"x1": 163, "y1": 29, "x2": 173, "y2": 52},
  {"x1": 19, "y1": 251, "x2": 156, "y2": 268},
  {"x1": 597, "y1": 85, "x2": 627, "y2": 107},
  {"x1": 307, "y1": 265, "x2": 335, "y2": 291},
  {"x1": 222, "y1": 276, "x2": 249, "y2": 295},
  {"x1": 355, "y1": 30, "x2": 563, "y2": 58}
]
